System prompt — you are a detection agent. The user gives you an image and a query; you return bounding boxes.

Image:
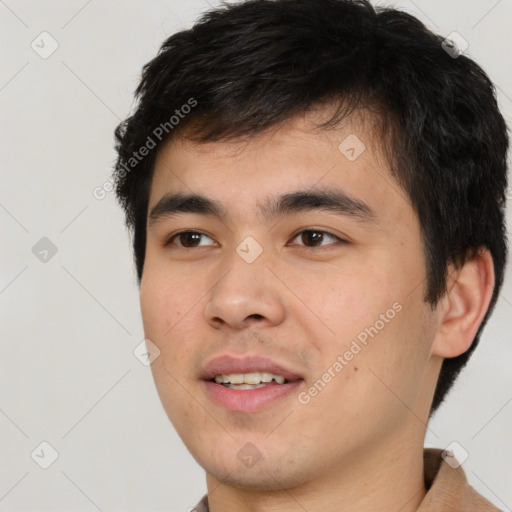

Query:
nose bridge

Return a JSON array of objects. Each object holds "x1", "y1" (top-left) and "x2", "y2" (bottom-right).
[
  {"x1": 203, "y1": 235, "x2": 286, "y2": 330},
  {"x1": 222, "y1": 233, "x2": 270, "y2": 287}
]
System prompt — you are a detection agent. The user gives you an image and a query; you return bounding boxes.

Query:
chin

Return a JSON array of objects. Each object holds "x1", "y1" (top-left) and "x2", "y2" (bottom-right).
[
  {"x1": 208, "y1": 465, "x2": 298, "y2": 492},
  {"x1": 197, "y1": 447, "x2": 316, "y2": 492}
]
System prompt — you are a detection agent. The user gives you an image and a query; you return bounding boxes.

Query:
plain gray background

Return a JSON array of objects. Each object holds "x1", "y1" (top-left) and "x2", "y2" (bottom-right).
[{"x1": 1, "y1": 1, "x2": 511, "y2": 510}]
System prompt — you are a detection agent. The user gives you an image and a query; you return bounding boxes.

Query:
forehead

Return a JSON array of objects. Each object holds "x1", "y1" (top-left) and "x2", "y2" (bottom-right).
[{"x1": 148, "y1": 110, "x2": 411, "y2": 225}]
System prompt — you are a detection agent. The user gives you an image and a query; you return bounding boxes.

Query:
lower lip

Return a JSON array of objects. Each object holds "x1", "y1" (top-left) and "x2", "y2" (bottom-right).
[{"x1": 201, "y1": 380, "x2": 303, "y2": 412}]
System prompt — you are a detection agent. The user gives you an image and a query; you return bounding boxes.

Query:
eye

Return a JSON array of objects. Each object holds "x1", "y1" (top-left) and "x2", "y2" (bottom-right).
[
  {"x1": 165, "y1": 229, "x2": 344, "y2": 249},
  {"x1": 166, "y1": 230, "x2": 216, "y2": 248},
  {"x1": 289, "y1": 229, "x2": 345, "y2": 248}
]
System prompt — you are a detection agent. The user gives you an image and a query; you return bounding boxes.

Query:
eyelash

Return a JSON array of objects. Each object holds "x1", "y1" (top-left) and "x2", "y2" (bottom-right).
[{"x1": 164, "y1": 229, "x2": 346, "y2": 250}]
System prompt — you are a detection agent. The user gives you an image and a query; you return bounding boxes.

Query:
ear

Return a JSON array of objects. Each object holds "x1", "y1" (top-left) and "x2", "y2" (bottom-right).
[{"x1": 431, "y1": 248, "x2": 495, "y2": 358}]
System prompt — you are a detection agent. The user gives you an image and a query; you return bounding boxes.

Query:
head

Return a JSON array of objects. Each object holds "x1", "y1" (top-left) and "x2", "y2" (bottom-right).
[{"x1": 113, "y1": 0, "x2": 508, "y2": 492}]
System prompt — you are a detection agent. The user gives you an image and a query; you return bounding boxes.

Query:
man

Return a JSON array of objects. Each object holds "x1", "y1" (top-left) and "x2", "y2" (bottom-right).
[{"x1": 112, "y1": 0, "x2": 508, "y2": 510}]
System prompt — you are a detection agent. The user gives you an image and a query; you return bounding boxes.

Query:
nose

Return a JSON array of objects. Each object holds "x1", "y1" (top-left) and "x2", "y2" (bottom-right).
[{"x1": 203, "y1": 250, "x2": 287, "y2": 331}]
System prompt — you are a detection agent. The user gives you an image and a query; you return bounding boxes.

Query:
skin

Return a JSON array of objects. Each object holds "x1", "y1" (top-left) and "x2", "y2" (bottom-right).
[{"x1": 140, "y1": 108, "x2": 494, "y2": 512}]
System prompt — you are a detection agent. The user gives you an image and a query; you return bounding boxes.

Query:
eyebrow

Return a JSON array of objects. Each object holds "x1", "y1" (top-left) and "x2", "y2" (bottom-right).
[{"x1": 148, "y1": 187, "x2": 377, "y2": 226}]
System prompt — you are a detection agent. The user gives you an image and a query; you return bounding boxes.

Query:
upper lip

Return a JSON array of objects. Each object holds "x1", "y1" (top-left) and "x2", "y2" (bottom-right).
[{"x1": 200, "y1": 354, "x2": 303, "y2": 382}]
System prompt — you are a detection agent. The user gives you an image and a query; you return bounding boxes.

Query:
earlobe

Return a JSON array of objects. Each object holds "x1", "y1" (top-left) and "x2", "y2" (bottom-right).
[{"x1": 432, "y1": 248, "x2": 495, "y2": 359}]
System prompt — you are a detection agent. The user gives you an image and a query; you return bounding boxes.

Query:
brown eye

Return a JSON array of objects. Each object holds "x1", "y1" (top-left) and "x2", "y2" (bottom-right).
[
  {"x1": 291, "y1": 230, "x2": 342, "y2": 247},
  {"x1": 167, "y1": 231, "x2": 215, "y2": 248}
]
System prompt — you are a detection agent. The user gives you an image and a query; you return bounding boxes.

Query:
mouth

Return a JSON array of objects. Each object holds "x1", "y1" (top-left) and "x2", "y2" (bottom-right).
[{"x1": 200, "y1": 355, "x2": 304, "y2": 412}]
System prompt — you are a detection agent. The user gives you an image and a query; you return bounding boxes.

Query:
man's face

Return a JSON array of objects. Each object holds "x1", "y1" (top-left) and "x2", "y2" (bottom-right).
[{"x1": 140, "y1": 112, "x2": 441, "y2": 490}]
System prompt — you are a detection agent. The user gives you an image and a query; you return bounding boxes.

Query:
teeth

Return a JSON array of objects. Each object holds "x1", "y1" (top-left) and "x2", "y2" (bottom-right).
[
  {"x1": 224, "y1": 383, "x2": 266, "y2": 390},
  {"x1": 213, "y1": 371, "x2": 287, "y2": 385}
]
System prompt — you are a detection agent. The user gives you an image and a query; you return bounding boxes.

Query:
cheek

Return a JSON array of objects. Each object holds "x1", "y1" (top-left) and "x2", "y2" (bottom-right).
[
  {"x1": 300, "y1": 263, "x2": 430, "y2": 399},
  {"x1": 291, "y1": 262, "x2": 399, "y2": 348},
  {"x1": 140, "y1": 266, "x2": 198, "y2": 339},
  {"x1": 299, "y1": 302, "x2": 433, "y2": 442},
  {"x1": 140, "y1": 265, "x2": 210, "y2": 386},
  {"x1": 140, "y1": 272, "x2": 203, "y2": 423},
  {"x1": 352, "y1": 298, "x2": 434, "y2": 411}
]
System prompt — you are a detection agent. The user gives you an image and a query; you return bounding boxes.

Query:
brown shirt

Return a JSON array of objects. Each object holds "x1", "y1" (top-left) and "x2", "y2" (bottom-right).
[{"x1": 192, "y1": 448, "x2": 501, "y2": 511}]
